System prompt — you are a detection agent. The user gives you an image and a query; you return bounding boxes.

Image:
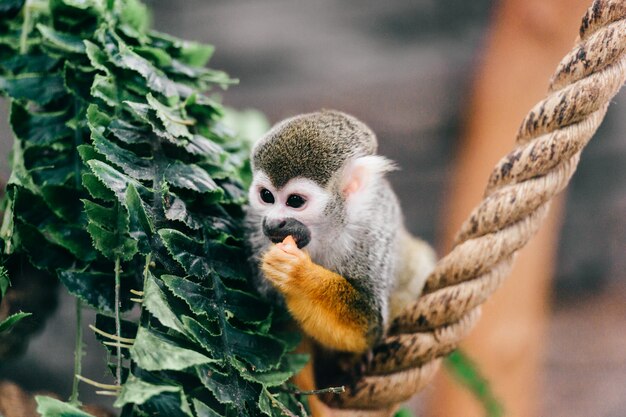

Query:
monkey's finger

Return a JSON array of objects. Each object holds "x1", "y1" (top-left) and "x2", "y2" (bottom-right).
[
  {"x1": 277, "y1": 241, "x2": 309, "y2": 260},
  {"x1": 266, "y1": 247, "x2": 301, "y2": 263},
  {"x1": 262, "y1": 257, "x2": 297, "y2": 274},
  {"x1": 262, "y1": 257, "x2": 290, "y2": 270},
  {"x1": 278, "y1": 243, "x2": 303, "y2": 257}
]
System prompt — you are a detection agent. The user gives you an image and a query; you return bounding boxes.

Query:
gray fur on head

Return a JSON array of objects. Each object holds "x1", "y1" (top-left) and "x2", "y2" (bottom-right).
[{"x1": 251, "y1": 110, "x2": 378, "y2": 187}]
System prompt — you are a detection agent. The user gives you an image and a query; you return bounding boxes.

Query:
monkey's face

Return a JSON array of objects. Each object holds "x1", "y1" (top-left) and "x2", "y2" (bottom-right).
[{"x1": 248, "y1": 171, "x2": 331, "y2": 249}]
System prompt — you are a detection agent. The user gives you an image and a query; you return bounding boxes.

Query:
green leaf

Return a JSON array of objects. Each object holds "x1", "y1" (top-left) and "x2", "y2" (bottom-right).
[
  {"x1": 104, "y1": 33, "x2": 184, "y2": 98},
  {"x1": 133, "y1": 389, "x2": 194, "y2": 417},
  {"x1": 35, "y1": 396, "x2": 96, "y2": 417},
  {"x1": 134, "y1": 45, "x2": 172, "y2": 67},
  {"x1": 84, "y1": 199, "x2": 138, "y2": 261},
  {"x1": 82, "y1": 172, "x2": 115, "y2": 201},
  {"x1": 9, "y1": 102, "x2": 72, "y2": 147},
  {"x1": 85, "y1": 103, "x2": 112, "y2": 128},
  {"x1": 131, "y1": 326, "x2": 214, "y2": 371},
  {"x1": 143, "y1": 271, "x2": 185, "y2": 333},
  {"x1": 0, "y1": 0, "x2": 25, "y2": 17},
  {"x1": 161, "y1": 274, "x2": 270, "y2": 324},
  {"x1": 64, "y1": 62, "x2": 96, "y2": 100},
  {"x1": 12, "y1": 221, "x2": 74, "y2": 270},
  {"x1": 192, "y1": 399, "x2": 223, "y2": 417},
  {"x1": 58, "y1": 269, "x2": 132, "y2": 313},
  {"x1": 0, "y1": 311, "x2": 30, "y2": 333},
  {"x1": 163, "y1": 191, "x2": 202, "y2": 230},
  {"x1": 123, "y1": 104, "x2": 187, "y2": 148},
  {"x1": 149, "y1": 31, "x2": 215, "y2": 67},
  {"x1": 24, "y1": 146, "x2": 76, "y2": 186},
  {"x1": 87, "y1": 219, "x2": 138, "y2": 260},
  {"x1": 37, "y1": 24, "x2": 86, "y2": 53},
  {"x1": 125, "y1": 183, "x2": 153, "y2": 254},
  {"x1": 0, "y1": 53, "x2": 59, "y2": 75},
  {"x1": 77, "y1": 144, "x2": 106, "y2": 164},
  {"x1": 242, "y1": 353, "x2": 309, "y2": 387},
  {"x1": 6, "y1": 139, "x2": 35, "y2": 190},
  {"x1": 115, "y1": 373, "x2": 180, "y2": 407},
  {"x1": 184, "y1": 134, "x2": 225, "y2": 157},
  {"x1": 91, "y1": 127, "x2": 154, "y2": 180},
  {"x1": 13, "y1": 187, "x2": 93, "y2": 261},
  {"x1": 196, "y1": 364, "x2": 259, "y2": 410},
  {"x1": 146, "y1": 93, "x2": 193, "y2": 139},
  {"x1": 115, "y1": 0, "x2": 150, "y2": 34},
  {"x1": 51, "y1": 0, "x2": 105, "y2": 12},
  {"x1": 164, "y1": 161, "x2": 219, "y2": 194},
  {"x1": 90, "y1": 73, "x2": 118, "y2": 107},
  {"x1": 124, "y1": 99, "x2": 224, "y2": 158},
  {"x1": 167, "y1": 60, "x2": 232, "y2": 87},
  {"x1": 83, "y1": 40, "x2": 109, "y2": 73},
  {"x1": 158, "y1": 228, "x2": 246, "y2": 281},
  {"x1": 394, "y1": 408, "x2": 416, "y2": 417},
  {"x1": 183, "y1": 316, "x2": 285, "y2": 372},
  {"x1": 258, "y1": 389, "x2": 272, "y2": 416},
  {"x1": 108, "y1": 119, "x2": 152, "y2": 145},
  {"x1": 87, "y1": 159, "x2": 147, "y2": 201},
  {"x1": 0, "y1": 73, "x2": 66, "y2": 106},
  {"x1": 40, "y1": 220, "x2": 97, "y2": 263},
  {"x1": 40, "y1": 185, "x2": 84, "y2": 223},
  {"x1": 84, "y1": 198, "x2": 117, "y2": 225},
  {"x1": 446, "y1": 350, "x2": 504, "y2": 417},
  {"x1": 0, "y1": 265, "x2": 9, "y2": 297},
  {"x1": 159, "y1": 275, "x2": 217, "y2": 317},
  {"x1": 220, "y1": 108, "x2": 270, "y2": 149},
  {"x1": 13, "y1": 188, "x2": 95, "y2": 261}
]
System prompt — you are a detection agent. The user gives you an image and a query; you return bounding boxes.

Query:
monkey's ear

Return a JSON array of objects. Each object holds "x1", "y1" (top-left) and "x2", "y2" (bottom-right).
[{"x1": 342, "y1": 155, "x2": 396, "y2": 197}]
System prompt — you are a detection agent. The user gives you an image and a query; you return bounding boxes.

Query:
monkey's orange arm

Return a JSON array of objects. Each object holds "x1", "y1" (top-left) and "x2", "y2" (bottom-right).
[{"x1": 262, "y1": 237, "x2": 376, "y2": 353}]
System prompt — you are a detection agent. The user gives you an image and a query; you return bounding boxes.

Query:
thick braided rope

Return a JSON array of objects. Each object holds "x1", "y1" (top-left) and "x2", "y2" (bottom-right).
[{"x1": 321, "y1": 0, "x2": 626, "y2": 412}]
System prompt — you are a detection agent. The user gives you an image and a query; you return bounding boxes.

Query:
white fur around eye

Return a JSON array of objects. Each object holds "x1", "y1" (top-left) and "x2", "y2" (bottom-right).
[
  {"x1": 248, "y1": 171, "x2": 277, "y2": 211},
  {"x1": 248, "y1": 172, "x2": 329, "y2": 226},
  {"x1": 278, "y1": 178, "x2": 329, "y2": 224}
]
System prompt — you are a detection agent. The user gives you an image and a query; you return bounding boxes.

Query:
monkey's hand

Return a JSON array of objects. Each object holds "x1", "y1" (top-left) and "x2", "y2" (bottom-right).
[
  {"x1": 262, "y1": 236, "x2": 378, "y2": 353},
  {"x1": 261, "y1": 236, "x2": 310, "y2": 293}
]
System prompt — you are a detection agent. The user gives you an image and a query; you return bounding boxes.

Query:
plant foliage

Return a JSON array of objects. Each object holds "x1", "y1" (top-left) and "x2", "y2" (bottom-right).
[
  {"x1": 0, "y1": 263, "x2": 31, "y2": 333},
  {"x1": 446, "y1": 350, "x2": 503, "y2": 417},
  {"x1": 0, "y1": 0, "x2": 307, "y2": 415}
]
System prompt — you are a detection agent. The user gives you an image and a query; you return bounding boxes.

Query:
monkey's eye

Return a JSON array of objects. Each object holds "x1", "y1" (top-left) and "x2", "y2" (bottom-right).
[
  {"x1": 286, "y1": 194, "x2": 306, "y2": 208},
  {"x1": 260, "y1": 188, "x2": 275, "y2": 204}
]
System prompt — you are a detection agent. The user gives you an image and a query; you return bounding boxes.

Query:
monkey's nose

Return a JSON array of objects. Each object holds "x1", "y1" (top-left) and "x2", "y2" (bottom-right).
[{"x1": 262, "y1": 218, "x2": 311, "y2": 248}]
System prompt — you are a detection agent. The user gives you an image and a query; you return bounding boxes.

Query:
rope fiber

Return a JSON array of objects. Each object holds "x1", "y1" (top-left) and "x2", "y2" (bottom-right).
[{"x1": 320, "y1": 0, "x2": 626, "y2": 413}]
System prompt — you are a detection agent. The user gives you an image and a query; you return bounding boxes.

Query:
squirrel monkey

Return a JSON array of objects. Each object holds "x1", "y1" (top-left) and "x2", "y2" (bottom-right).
[{"x1": 245, "y1": 110, "x2": 436, "y2": 354}]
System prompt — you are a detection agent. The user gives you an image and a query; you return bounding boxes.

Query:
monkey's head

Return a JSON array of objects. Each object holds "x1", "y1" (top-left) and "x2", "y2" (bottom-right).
[{"x1": 248, "y1": 110, "x2": 395, "y2": 254}]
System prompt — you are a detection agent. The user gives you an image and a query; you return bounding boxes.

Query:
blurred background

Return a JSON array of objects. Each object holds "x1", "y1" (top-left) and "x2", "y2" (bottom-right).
[{"x1": 1, "y1": 0, "x2": 625, "y2": 416}]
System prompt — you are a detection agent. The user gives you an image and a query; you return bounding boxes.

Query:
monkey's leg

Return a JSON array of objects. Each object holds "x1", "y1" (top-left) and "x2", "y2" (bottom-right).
[{"x1": 262, "y1": 241, "x2": 377, "y2": 353}]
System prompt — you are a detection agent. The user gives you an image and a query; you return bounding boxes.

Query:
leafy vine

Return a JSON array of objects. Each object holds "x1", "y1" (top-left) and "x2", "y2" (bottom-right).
[{"x1": 0, "y1": 1, "x2": 307, "y2": 416}]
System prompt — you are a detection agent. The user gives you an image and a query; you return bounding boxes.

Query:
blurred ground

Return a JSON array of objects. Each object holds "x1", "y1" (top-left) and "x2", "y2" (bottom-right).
[{"x1": 1, "y1": 1, "x2": 625, "y2": 415}]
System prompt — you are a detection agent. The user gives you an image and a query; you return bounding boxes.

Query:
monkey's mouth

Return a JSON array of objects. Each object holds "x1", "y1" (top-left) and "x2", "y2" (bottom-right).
[
  {"x1": 268, "y1": 231, "x2": 310, "y2": 249},
  {"x1": 263, "y1": 217, "x2": 311, "y2": 249}
]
